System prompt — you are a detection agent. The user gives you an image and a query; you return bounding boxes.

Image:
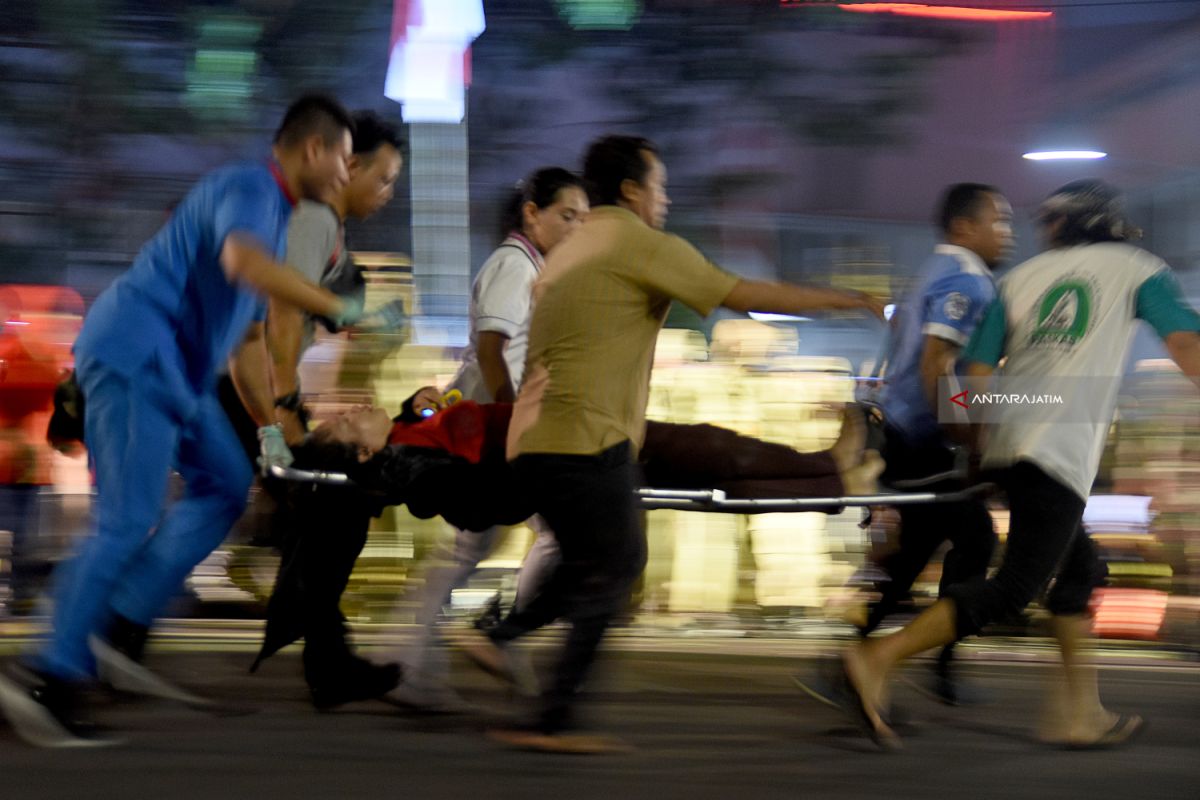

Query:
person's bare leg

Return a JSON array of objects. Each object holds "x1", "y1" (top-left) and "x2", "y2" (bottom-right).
[
  {"x1": 829, "y1": 405, "x2": 867, "y2": 474},
  {"x1": 1037, "y1": 614, "x2": 1124, "y2": 745},
  {"x1": 841, "y1": 450, "x2": 884, "y2": 496},
  {"x1": 844, "y1": 599, "x2": 958, "y2": 743}
]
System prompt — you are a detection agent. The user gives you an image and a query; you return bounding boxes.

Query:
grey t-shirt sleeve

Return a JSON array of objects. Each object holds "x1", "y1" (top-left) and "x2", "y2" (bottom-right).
[{"x1": 284, "y1": 201, "x2": 339, "y2": 283}]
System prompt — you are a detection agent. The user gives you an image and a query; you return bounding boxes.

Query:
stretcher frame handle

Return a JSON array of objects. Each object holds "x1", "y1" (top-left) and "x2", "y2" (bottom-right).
[{"x1": 268, "y1": 465, "x2": 995, "y2": 512}]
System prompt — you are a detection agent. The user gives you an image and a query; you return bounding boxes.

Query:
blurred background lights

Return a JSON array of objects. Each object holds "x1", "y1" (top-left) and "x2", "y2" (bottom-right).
[
  {"x1": 555, "y1": 0, "x2": 643, "y2": 31},
  {"x1": 385, "y1": 0, "x2": 486, "y2": 123},
  {"x1": 185, "y1": 17, "x2": 262, "y2": 120},
  {"x1": 833, "y1": 3, "x2": 1053, "y2": 21}
]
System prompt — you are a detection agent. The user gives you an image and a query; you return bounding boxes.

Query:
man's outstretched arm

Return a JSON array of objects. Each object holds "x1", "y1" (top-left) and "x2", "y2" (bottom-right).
[
  {"x1": 1165, "y1": 331, "x2": 1200, "y2": 391},
  {"x1": 721, "y1": 279, "x2": 886, "y2": 320}
]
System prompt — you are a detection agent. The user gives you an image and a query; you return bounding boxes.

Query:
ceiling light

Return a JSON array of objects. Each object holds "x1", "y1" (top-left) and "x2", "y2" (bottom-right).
[{"x1": 1022, "y1": 151, "x2": 1108, "y2": 161}]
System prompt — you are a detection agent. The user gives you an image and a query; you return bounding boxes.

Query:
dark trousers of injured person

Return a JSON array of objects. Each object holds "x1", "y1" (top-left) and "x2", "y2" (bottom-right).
[
  {"x1": 478, "y1": 441, "x2": 643, "y2": 734},
  {"x1": 258, "y1": 484, "x2": 374, "y2": 686},
  {"x1": 943, "y1": 461, "x2": 1106, "y2": 639},
  {"x1": 864, "y1": 426, "x2": 996, "y2": 667},
  {"x1": 216, "y1": 375, "x2": 377, "y2": 684},
  {"x1": 641, "y1": 421, "x2": 843, "y2": 500}
]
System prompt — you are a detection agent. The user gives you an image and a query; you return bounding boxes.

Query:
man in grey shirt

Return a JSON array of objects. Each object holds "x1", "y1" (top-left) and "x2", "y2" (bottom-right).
[
  {"x1": 267, "y1": 111, "x2": 407, "y2": 444},
  {"x1": 231, "y1": 111, "x2": 408, "y2": 710}
]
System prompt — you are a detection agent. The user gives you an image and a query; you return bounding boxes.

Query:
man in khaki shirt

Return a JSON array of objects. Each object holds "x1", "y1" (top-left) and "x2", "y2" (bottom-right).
[{"x1": 463, "y1": 135, "x2": 885, "y2": 753}]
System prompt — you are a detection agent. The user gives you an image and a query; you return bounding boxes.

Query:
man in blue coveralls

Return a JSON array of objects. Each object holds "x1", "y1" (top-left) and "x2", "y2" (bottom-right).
[{"x1": 0, "y1": 94, "x2": 365, "y2": 747}]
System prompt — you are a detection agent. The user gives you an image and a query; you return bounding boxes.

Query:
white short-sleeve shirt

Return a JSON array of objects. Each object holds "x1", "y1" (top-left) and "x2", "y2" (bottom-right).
[{"x1": 971, "y1": 243, "x2": 1187, "y2": 499}]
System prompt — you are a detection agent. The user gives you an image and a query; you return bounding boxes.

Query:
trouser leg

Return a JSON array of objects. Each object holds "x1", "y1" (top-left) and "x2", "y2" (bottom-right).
[
  {"x1": 108, "y1": 392, "x2": 252, "y2": 626},
  {"x1": 36, "y1": 363, "x2": 178, "y2": 680},
  {"x1": 401, "y1": 525, "x2": 502, "y2": 684},
  {"x1": 491, "y1": 444, "x2": 646, "y2": 733},
  {"x1": 513, "y1": 517, "x2": 560, "y2": 614},
  {"x1": 943, "y1": 462, "x2": 1090, "y2": 640}
]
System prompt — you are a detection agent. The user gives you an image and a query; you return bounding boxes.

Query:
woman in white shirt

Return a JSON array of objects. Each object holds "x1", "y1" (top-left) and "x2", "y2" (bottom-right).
[
  {"x1": 392, "y1": 168, "x2": 588, "y2": 710},
  {"x1": 452, "y1": 168, "x2": 589, "y2": 404}
]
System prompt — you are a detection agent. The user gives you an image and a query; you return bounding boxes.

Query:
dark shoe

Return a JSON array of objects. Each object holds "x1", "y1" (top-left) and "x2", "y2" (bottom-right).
[
  {"x1": 102, "y1": 613, "x2": 150, "y2": 664},
  {"x1": 0, "y1": 664, "x2": 117, "y2": 748},
  {"x1": 309, "y1": 658, "x2": 402, "y2": 711},
  {"x1": 903, "y1": 657, "x2": 988, "y2": 708},
  {"x1": 474, "y1": 593, "x2": 504, "y2": 634},
  {"x1": 931, "y1": 659, "x2": 961, "y2": 706}
]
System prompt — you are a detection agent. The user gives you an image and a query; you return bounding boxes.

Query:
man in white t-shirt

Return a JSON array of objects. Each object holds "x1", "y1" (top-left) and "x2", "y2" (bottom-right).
[{"x1": 837, "y1": 180, "x2": 1200, "y2": 750}]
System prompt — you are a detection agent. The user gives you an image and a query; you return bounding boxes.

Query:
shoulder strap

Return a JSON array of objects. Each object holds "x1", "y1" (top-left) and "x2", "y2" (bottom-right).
[
  {"x1": 497, "y1": 233, "x2": 543, "y2": 272},
  {"x1": 326, "y1": 224, "x2": 345, "y2": 273}
]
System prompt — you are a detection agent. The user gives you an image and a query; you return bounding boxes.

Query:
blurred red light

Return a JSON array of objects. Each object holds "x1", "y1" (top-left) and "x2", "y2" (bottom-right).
[
  {"x1": 796, "y1": 3, "x2": 1055, "y2": 22},
  {"x1": 1090, "y1": 588, "x2": 1169, "y2": 640}
]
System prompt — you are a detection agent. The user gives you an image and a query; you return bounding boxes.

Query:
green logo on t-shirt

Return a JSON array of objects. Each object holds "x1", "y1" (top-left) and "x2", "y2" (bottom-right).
[{"x1": 1033, "y1": 280, "x2": 1092, "y2": 346}]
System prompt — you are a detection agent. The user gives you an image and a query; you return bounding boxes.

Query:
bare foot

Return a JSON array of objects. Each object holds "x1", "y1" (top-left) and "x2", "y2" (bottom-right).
[
  {"x1": 829, "y1": 405, "x2": 867, "y2": 474},
  {"x1": 843, "y1": 643, "x2": 900, "y2": 749},
  {"x1": 1038, "y1": 708, "x2": 1141, "y2": 748},
  {"x1": 841, "y1": 450, "x2": 885, "y2": 496}
]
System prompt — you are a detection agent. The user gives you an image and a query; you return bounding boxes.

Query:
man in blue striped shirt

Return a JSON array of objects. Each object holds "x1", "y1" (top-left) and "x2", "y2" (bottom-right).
[{"x1": 867, "y1": 184, "x2": 1013, "y2": 702}]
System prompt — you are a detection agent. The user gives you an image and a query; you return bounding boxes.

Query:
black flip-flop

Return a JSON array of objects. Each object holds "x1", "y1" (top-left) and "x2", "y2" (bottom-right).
[
  {"x1": 837, "y1": 659, "x2": 901, "y2": 752},
  {"x1": 1060, "y1": 713, "x2": 1146, "y2": 751}
]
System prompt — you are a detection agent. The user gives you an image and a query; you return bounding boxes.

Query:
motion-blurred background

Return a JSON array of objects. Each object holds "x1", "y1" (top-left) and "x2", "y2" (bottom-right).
[{"x1": 2, "y1": 0, "x2": 1199, "y2": 653}]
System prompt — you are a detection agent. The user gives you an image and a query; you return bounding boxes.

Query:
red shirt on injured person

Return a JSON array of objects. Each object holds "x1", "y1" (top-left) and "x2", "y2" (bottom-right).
[
  {"x1": 384, "y1": 398, "x2": 859, "y2": 501},
  {"x1": 389, "y1": 401, "x2": 513, "y2": 464}
]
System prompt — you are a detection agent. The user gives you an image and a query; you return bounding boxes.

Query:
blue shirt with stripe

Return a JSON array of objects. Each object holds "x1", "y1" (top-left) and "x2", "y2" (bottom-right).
[{"x1": 880, "y1": 245, "x2": 996, "y2": 444}]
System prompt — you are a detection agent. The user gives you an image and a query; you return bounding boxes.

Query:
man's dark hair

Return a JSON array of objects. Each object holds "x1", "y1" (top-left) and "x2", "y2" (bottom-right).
[
  {"x1": 582, "y1": 135, "x2": 659, "y2": 207},
  {"x1": 274, "y1": 93, "x2": 355, "y2": 148},
  {"x1": 1036, "y1": 179, "x2": 1139, "y2": 247},
  {"x1": 499, "y1": 166, "x2": 585, "y2": 240},
  {"x1": 937, "y1": 183, "x2": 999, "y2": 235},
  {"x1": 351, "y1": 110, "x2": 406, "y2": 161}
]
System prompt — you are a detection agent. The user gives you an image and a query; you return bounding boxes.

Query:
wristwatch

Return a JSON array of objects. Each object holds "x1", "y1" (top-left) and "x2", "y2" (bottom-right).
[{"x1": 274, "y1": 390, "x2": 303, "y2": 413}]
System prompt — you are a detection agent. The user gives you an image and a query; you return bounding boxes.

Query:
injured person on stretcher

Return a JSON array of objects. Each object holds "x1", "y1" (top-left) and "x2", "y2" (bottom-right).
[
  {"x1": 302, "y1": 388, "x2": 885, "y2": 525},
  {"x1": 253, "y1": 388, "x2": 883, "y2": 707}
]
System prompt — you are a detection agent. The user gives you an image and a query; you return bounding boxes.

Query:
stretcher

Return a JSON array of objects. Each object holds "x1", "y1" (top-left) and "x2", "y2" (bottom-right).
[{"x1": 268, "y1": 465, "x2": 994, "y2": 513}]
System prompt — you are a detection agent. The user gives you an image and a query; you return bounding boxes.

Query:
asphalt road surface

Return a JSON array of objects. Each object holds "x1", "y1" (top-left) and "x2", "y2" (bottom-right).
[{"x1": 0, "y1": 636, "x2": 1195, "y2": 800}]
